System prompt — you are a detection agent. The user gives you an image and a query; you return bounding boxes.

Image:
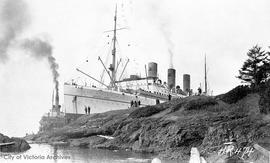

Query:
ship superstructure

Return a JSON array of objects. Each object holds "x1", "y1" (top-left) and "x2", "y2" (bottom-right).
[{"x1": 63, "y1": 6, "x2": 188, "y2": 114}]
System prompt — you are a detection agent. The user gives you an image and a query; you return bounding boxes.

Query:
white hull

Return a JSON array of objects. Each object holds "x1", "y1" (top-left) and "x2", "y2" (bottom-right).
[{"x1": 63, "y1": 84, "x2": 163, "y2": 114}]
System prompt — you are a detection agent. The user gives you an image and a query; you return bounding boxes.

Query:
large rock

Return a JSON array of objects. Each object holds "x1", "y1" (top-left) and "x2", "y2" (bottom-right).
[
  {"x1": 0, "y1": 133, "x2": 30, "y2": 152},
  {"x1": 69, "y1": 136, "x2": 106, "y2": 147},
  {"x1": 32, "y1": 93, "x2": 270, "y2": 162}
]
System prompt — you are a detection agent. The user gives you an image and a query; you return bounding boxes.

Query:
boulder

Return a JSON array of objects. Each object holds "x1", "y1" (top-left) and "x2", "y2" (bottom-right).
[{"x1": 0, "y1": 133, "x2": 30, "y2": 152}]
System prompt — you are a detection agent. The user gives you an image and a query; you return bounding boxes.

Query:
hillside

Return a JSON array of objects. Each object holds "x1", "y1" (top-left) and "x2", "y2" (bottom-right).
[{"x1": 29, "y1": 93, "x2": 270, "y2": 162}]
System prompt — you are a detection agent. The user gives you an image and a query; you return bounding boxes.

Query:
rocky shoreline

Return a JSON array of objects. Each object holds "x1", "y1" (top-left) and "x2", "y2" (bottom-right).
[
  {"x1": 27, "y1": 93, "x2": 270, "y2": 162},
  {"x1": 0, "y1": 133, "x2": 30, "y2": 153}
]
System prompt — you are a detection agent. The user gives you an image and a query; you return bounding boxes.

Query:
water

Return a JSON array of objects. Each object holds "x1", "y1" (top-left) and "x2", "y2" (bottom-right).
[{"x1": 0, "y1": 144, "x2": 180, "y2": 163}]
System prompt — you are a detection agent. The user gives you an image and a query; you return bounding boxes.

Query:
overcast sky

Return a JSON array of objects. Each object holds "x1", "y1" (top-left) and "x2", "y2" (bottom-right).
[{"x1": 0, "y1": 0, "x2": 270, "y2": 137}]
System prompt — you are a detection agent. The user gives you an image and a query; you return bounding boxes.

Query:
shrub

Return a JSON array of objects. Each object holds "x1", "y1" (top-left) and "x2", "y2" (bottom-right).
[
  {"x1": 259, "y1": 81, "x2": 270, "y2": 114},
  {"x1": 129, "y1": 105, "x2": 166, "y2": 118},
  {"x1": 217, "y1": 85, "x2": 252, "y2": 104},
  {"x1": 184, "y1": 96, "x2": 218, "y2": 110}
]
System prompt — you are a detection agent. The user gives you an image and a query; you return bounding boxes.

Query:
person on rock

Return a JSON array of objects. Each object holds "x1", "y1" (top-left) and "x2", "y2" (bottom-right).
[
  {"x1": 198, "y1": 87, "x2": 202, "y2": 95},
  {"x1": 168, "y1": 94, "x2": 172, "y2": 101},
  {"x1": 131, "y1": 100, "x2": 134, "y2": 107},
  {"x1": 84, "y1": 106, "x2": 87, "y2": 114},
  {"x1": 134, "y1": 101, "x2": 137, "y2": 107},
  {"x1": 87, "y1": 106, "x2": 91, "y2": 115}
]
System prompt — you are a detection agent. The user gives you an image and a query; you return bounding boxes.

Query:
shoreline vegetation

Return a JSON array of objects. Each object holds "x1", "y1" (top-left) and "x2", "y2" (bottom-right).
[{"x1": 25, "y1": 83, "x2": 270, "y2": 162}]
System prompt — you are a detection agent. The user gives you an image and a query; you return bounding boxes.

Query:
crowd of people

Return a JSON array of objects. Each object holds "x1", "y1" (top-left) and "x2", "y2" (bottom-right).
[{"x1": 130, "y1": 100, "x2": 141, "y2": 107}]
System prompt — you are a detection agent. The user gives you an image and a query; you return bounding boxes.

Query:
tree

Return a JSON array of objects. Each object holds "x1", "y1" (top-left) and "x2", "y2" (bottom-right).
[
  {"x1": 237, "y1": 45, "x2": 268, "y2": 86},
  {"x1": 260, "y1": 48, "x2": 270, "y2": 82},
  {"x1": 258, "y1": 60, "x2": 270, "y2": 83}
]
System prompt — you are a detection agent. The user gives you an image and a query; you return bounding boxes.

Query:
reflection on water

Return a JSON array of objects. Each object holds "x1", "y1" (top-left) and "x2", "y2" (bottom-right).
[{"x1": 0, "y1": 144, "x2": 180, "y2": 163}]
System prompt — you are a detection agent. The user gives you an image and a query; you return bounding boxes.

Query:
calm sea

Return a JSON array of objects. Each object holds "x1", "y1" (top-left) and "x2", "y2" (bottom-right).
[{"x1": 0, "y1": 144, "x2": 181, "y2": 163}]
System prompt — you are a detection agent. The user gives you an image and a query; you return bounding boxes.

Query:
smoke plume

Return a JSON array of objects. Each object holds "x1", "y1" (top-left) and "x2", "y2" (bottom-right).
[
  {"x1": 168, "y1": 48, "x2": 174, "y2": 69},
  {"x1": 0, "y1": 0, "x2": 60, "y2": 101},
  {"x1": 21, "y1": 38, "x2": 60, "y2": 99},
  {"x1": 159, "y1": 13, "x2": 174, "y2": 69},
  {"x1": 0, "y1": 0, "x2": 30, "y2": 63},
  {"x1": 149, "y1": 1, "x2": 175, "y2": 68}
]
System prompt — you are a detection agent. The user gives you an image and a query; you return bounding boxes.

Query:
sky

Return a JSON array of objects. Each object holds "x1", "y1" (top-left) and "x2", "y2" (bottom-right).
[{"x1": 0, "y1": 0, "x2": 270, "y2": 137}]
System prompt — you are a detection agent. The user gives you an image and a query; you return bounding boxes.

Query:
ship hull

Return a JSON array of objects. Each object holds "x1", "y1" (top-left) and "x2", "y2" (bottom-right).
[{"x1": 64, "y1": 84, "x2": 161, "y2": 114}]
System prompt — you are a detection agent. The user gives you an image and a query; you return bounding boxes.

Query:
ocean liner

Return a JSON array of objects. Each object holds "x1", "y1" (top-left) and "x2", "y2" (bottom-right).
[{"x1": 63, "y1": 6, "x2": 188, "y2": 115}]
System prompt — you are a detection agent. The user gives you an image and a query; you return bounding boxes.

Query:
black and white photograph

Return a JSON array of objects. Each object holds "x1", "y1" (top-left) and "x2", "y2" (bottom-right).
[{"x1": 0, "y1": 0, "x2": 270, "y2": 162}]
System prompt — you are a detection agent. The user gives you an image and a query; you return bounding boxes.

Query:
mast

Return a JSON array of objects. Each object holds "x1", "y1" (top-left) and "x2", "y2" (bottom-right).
[
  {"x1": 204, "y1": 54, "x2": 207, "y2": 94},
  {"x1": 52, "y1": 89, "x2": 54, "y2": 106},
  {"x1": 109, "y1": 5, "x2": 117, "y2": 88}
]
